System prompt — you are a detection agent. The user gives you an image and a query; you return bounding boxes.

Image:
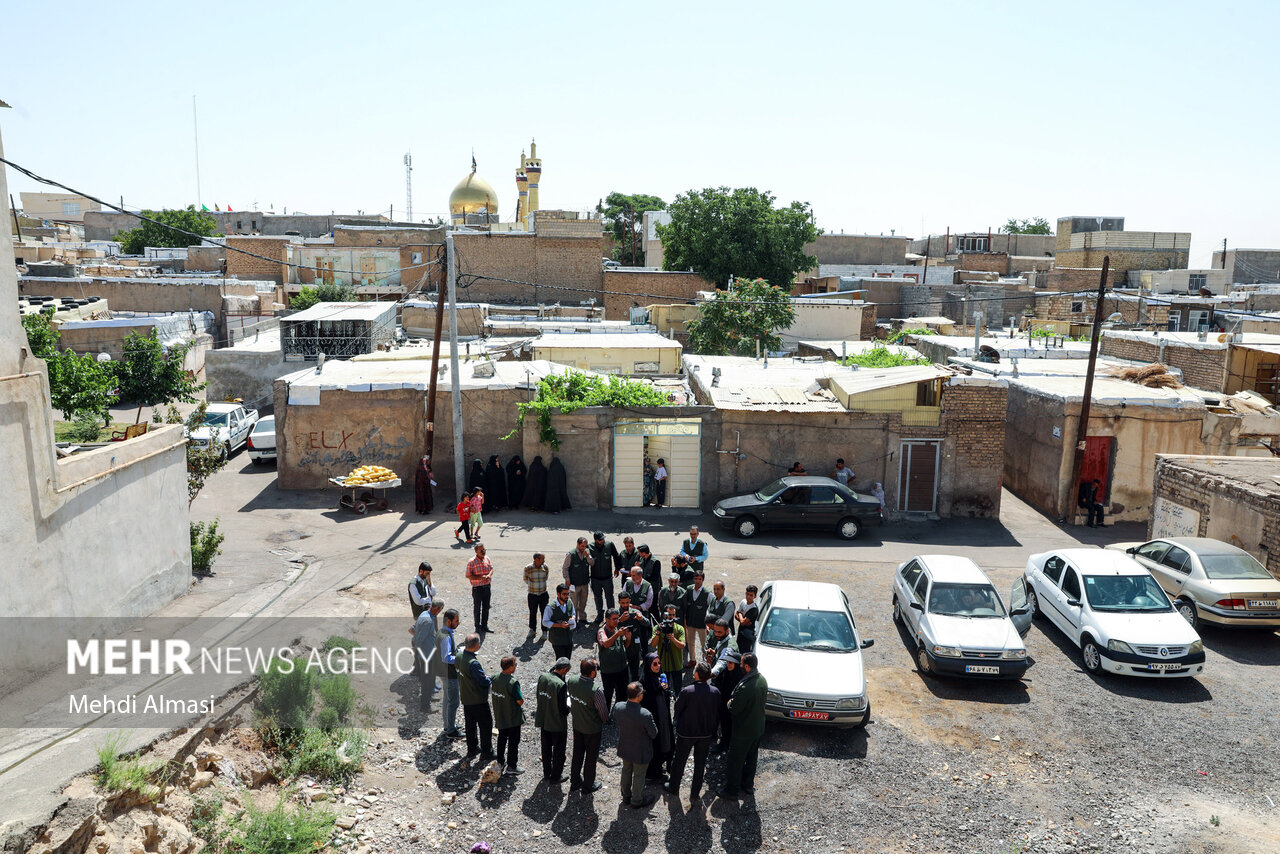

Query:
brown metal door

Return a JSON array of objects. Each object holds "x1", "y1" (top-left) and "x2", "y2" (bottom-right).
[{"x1": 899, "y1": 440, "x2": 940, "y2": 513}]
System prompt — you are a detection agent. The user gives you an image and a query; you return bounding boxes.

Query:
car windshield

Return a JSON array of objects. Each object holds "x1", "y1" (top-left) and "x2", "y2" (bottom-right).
[
  {"x1": 927, "y1": 583, "x2": 1006, "y2": 617},
  {"x1": 203, "y1": 413, "x2": 229, "y2": 427},
  {"x1": 759, "y1": 607, "x2": 857, "y2": 652},
  {"x1": 253, "y1": 419, "x2": 274, "y2": 433},
  {"x1": 754, "y1": 478, "x2": 788, "y2": 501},
  {"x1": 1199, "y1": 553, "x2": 1273, "y2": 580},
  {"x1": 1083, "y1": 574, "x2": 1172, "y2": 612}
]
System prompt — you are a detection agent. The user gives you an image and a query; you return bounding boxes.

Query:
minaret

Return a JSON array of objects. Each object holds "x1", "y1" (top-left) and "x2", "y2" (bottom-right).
[
  {"x1": 515, "y1": 149, "x2": 528, "y2": 228},
  {"x1": 524, "y1": 139, "x2": 542, "y2": 229}
]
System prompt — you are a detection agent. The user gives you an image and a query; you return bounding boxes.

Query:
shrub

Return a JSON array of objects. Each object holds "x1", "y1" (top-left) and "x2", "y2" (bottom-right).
[
  {"x1": 321, "y1": 635, "x2": 358, "y2": 654},
  {"x1": 68, "y1": 410, "x2": 104, "y2": 443},
  {"x1": 190, "y1": 518, "x2": 225, "y2": 575},
  {"x1": 281, "y1": 727, "x2": 366, "y2": 784},
  {"x1": 838, "y1": 344, "x2": 931, "y2": 369},
  {"x1": 256, "y1": 655, "x2": 316, "y2": 732},
  {"x1": 226, "y1": 794, "x2": 334, "y2": 854},
  {"x1": 889, "y1": 327, "x2": 936, "y2": 344},
  {"x1": 94, "y1": 731, "x2": 167, "y2": 796},
  {"x1": 190, "y1": 791, "x2": 225, "y2": 847},
  {"x1": 317, "y1": 674, "x2": 357, "y2": 725}
]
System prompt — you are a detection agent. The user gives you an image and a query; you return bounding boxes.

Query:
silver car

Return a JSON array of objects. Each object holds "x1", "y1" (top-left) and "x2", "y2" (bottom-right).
[{"x1": 1109, "y1": 537, "x2": 1280, "y2": 630}]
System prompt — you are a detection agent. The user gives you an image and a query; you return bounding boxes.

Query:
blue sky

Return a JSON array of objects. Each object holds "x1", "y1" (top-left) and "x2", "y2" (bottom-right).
[{"x1": 2, "y1": 1, "x2": 1275, "y2": 266}]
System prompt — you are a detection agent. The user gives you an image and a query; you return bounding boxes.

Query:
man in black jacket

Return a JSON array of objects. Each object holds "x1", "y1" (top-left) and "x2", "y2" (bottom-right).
[
  {"x1": 588, "y1": 531, "x2": 619, "y2": 620},
  {"x1": 636, "y1": 544, "x2": 663, "y2": 592},
  {"x1": 613, "y1": 681, "x2": 659, "y2": 809},
  {"x1": 665, "y1": 662, "x2": 720, "y2": 802}
]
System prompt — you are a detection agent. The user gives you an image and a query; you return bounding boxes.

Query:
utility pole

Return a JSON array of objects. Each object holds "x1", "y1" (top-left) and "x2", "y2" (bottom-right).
[
  {"x1": 192, "y1": 95, "x2": 202, "y2": 209},
  {"x1": 424, "y1": 244, "x2": 448, "y2": 464},
  {"x1": 1067, "y1": 256, "x2": 1109, "y2": 525},
  {"x1": 404, "y1": 153, "x2": 413, "y2": 223},
  {"x1": 9, "y1": 194, "x2": 21, "y2": 242},
  {"x1": 446, "y1": 233, "x2": 465, "y2": 496},
  {"x1": 1222, "y1": 237, "x2": 1227, "y2": 270},
  {"x1": 921, "y1": 234, "x2": 931, "y2": 285}
]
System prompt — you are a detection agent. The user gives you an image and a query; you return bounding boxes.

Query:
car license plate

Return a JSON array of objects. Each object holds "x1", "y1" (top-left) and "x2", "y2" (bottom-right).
[
  {"x1": 1147, "y1": 663, "x2": 1183, "y2": 671},
  {"x1": 788, "y1": 710, "x2": 830, "y2": 721},
  {"x1": 1247, "y1": 600, "x2": 1278, "y2": 609},
  {"x1": 965, "y1": 665, "x2": 1001, "y2": 674}
]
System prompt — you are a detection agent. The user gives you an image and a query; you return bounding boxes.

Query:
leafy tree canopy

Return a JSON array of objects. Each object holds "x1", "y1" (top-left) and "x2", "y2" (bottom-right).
[
  {"x1": 598, "y1": 192, "x2": 665, "y2": 266},
  {"x1": 1001, "y1": 217, "x2": 1052, "y2": 235},
  {"x1": 116, "y1": 206, "x2": 221, "y2": 255},
  {"x1": 289, "y1": 283, "x2": 356, "y2": 310},
  {"x1": 658, "y1": 187, "x2": 819, "y2": 289},
  {"x1": 115, "y1": 331, "x2": 205, "y2": 422},
  {"x1": 685, "y1": 278, "x2": 796, "y2": 356},
  {"x1": 505, "y1": 370, "x2": 673, "y2": 449},
  {"x1": 22, "y1": 313, "x2": 117, "y2": 422}
]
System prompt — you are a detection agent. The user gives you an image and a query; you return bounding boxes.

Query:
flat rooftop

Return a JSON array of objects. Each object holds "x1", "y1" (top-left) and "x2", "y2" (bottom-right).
[
  {"x1": 532, "y1": 332, "x2": 682, "y2": 350},
  {"x1": 1007, "y1": 374, "x2": 1206, "y2": 408},
  {"x1": 1157, "y1": 456, "x2": 1280, "y2": 497},
  {"x1": 283, "y1": 301, "x2": 396, "y2": 322},
  {"x1": 282, "y1": 358, "x2": 582, "y2": 398}
]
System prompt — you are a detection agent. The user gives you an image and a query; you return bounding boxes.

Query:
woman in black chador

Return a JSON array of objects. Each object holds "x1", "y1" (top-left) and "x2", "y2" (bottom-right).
[
  {"x1": 467, "y1": 459, "x2": 486, "y2": 494},
  {"x1": 484, "y1": 454, "x2": 509, "y2": 511},
  {"x1": 505, "y1": 455, "x2": 527, "y2": 509},
  {"x1": 544, "y1": 456, "x2": 571, "y2": 514},
  {"x1": 524, "y1": 455, "x2": 548, "y2": 510}
]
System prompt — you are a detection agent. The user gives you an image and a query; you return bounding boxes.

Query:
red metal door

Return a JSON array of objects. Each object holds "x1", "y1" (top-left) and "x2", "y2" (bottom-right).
[{"x1": 1080, "y1": 436, "x2": 1112, "y2": 500}]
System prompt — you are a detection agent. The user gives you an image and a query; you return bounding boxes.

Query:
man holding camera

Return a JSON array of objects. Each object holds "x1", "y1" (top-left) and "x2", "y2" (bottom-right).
[
  {"x1": 596, "y1": 608, "x2": 632, "y2": 710},
  {"x1": 658, "y1": 572, "x2": 688, "y2": 632},
  {"x1": 616, "y1": 590, "x2": 648, "y2": 681},
  {"x1": 650, "y1": 603, "x2": 687, "y2": 693}
]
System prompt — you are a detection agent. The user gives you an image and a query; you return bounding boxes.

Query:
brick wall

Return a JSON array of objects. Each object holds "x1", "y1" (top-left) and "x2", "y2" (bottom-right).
[
  {"x1": 1039, "y1": 266, "x2": 1126, "y2": 292},
  {"x1": 1099, "y1": 333, "x2": 1228, "y2": 392},
  {"x1": 601, "y1": 269, "x2": 711, "y2": 319},
  {"x1": 860, "y1": 303, "x2": 878, "y2": 339},
  {"x1": 452, "y1": 232, "x2": 604, "y2": 305},
  {"x1": 1034, "y1": 294, "x2": 1170, "y2": 326},
  {"x1": 225, "y1": 236, "x2": 290, "y2": 284},
  {"x1": 18, "y1": 276, "x2": 265, "y2": 315},
  {"x1": 941, "y1": 380, "x2": 1007, "y2": 518},
  {"x1": 957, "y1": 252, "x2": 1009, "y2": 275},
  {"x1": 1056, "y1": 248, "x2": 1190, "y2": 276},
  {"x1": 333, "y1": 226, "x2": 447, "y2": 247}
]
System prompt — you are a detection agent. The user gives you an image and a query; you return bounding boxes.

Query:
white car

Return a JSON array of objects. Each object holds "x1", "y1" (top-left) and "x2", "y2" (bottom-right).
[
  {"x1": 754, "y1": 579, "x2": 873, "y2": 728},
  {"x1": 247, "y1": 415, "x2": 277, "y2": 465},
  {"x1": 186, "y1": 403, "x2": 258, "y2": 459},
  {"x1": 1025, "y1": 549, "x2": 1205, "y2": 678},
  {"x1": 891, "y1": 555, "x2": 1032, "y2": 679}
]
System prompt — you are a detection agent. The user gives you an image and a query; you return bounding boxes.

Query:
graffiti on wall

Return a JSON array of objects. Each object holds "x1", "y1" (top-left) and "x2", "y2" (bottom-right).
[{"x1": 294, "y1": 424, "x2": 412, "y2": 474}]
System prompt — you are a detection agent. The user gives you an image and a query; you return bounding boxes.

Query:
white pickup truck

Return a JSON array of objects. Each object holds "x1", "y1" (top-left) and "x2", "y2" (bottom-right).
[{"x1": 187, "y1": 403, "x2": 259, "y2": 459}]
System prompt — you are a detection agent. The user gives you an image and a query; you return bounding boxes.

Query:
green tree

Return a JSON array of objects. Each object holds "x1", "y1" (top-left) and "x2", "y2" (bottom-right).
[
  {"x1": 22, "y1": 313, "x2": 117, "y2": 423},
  {"x1": 114, "y1": 331, "x2": 205, "y2": 423},
  {"x1": 116, "y1": 206, "x2": 221, "y2": 255},
  {"x1": 685, "y1": 278, "x2": 796, "y2": 356},
  {"x1": 505, "y1": 371, "x2": 673, "y2": 449},
  {"x1": 156, "y1": 403, "x2": 228, "y2": 505},
  {"x1": 289, "y1": 282, "x2": 356, "y2": 310},
  {"x1": 658, "y1": 187, "x2": 819, "y2": 289},
  {"x1": 1001, "y1": 217, "x2": 1052, "y2": 235},
  {"x1": 598, "y1": 192, "x2": 665, "y2": 266}
]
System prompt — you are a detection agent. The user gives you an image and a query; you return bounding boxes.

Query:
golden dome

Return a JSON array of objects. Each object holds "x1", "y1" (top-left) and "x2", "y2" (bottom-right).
[{"x1": 449, "y1": 171, "x2": 499, "y2": 219}]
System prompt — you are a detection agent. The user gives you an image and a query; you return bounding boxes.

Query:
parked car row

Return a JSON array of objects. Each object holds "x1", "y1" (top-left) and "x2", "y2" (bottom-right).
[{"x1": 761, "y1": 538, "x2": 1279, "y2": 732}]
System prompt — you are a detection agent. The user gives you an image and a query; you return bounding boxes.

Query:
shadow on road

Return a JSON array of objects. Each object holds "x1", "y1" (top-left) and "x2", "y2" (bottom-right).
[{"x1": 1198, "y1": 624, "x2": 1280, "y2": 666}]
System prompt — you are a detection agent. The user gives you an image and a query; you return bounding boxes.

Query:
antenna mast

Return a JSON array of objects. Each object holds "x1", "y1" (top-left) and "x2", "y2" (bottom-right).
[{"x1": 403, "y1": 153, "x2": 413, "y2": 222}]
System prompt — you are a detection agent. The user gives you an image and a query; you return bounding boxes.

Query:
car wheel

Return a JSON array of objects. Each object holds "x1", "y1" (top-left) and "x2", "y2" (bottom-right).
[
  {"x1": 1080, "y1": 636, "x2": 1103, "y2": 674},
  {"x1": 1175, "y1": 598, "x2": 1198, "y2": 630},
  {"x1": 734, "y1": 516, "x2": 759, "y2": 539},
  {"x1": 837, "y1": 517, "x2": 861, "y2": 540},
  {"x1": 916, "y1": 641, "x2": 933, "y2": 676},
  {"x1": 218, "y1": 442, "x2": 229, "y2": 461},
  {"x1": 853, "y1": 701, "x2": 870, "y2": 729},
  {"x1": 251, "y1": 457, "x2": 263, "y2": 466},
  {"x1": 1027, "y1": 588, "x2": 1045, "y2": 620},
  {"x1": 892, "y1": 597, "x2": 903, "y2": 625}
]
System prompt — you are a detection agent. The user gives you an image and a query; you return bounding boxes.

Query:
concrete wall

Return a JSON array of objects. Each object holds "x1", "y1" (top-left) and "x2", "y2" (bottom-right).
[
  {"x1": 1139, "y1": 268, "x2": 1233, "y2": 295},
  {"x1": 186, "y1": 245, "x2": 226, "y2": 272},
  {"x1": 1212, "y1": 250, "x2": 1280, "y2": 285},
  {"x1": 806, "y1": 235, "x2": 908, "y2": 266},
  {"x1": 1003, "y1": 384, "x2": 1241, "y2": 522},
  {"x1": 2, "y1": 141, "x2": 190, "y2": 642},
  {"x1": 1150, "y1": 456, "x2": 1280, "y2": 575},
  {"x1": 19, "y1": 275, "x2": 270, "y2": 315},
  {"x1": 19, "y1": 192, "x2": 100, "y2": 222},
  {"x1": 530, "y1": 342, "x2": 682, "y2": 374},
  {"x1": 781, "y1": 301, "x2": 873, "y2": 343},
  {"x1": 911, "y1": 233, "x2": 1057, "y2": 257},
  {"x1": 84, "y1": 211, "x2": 389, "y2": 241},
  {"x1": 601, "y1": 269, "x2": 710, "y2": 319},
  {"x1": 206, "y1": 344, "x2": 290, "y2": 412}
]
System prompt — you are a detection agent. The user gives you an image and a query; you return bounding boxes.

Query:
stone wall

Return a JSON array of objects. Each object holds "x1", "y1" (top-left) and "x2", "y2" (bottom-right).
[
  {"x1": 602, "y1": 269, "x2": 710, "y2": 319},
  {"x1": 186, "y1": 245, "x2": 225, "y2": 272}
]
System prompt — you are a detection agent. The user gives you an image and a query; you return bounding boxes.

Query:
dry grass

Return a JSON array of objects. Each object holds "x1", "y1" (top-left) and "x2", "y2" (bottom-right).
[{"x1": 1106, "y1": 362, "x2": 1183, "y2": 389}]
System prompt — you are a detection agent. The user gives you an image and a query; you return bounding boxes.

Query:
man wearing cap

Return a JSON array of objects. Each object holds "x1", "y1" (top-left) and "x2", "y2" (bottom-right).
[
  {"x1": 621, "y1": 566, "x2": 654, "y2": 617},
  {"x1": 616, "y1": 590, "x2": 648, "y2": 681},
  {"x1": 678, "y1": 526, "x2": 709, "y2": 576},
  {"x1": 408, "y1": 562, "x2": 436, "y2": 619},
  {"x1": 684, "y1": 570, "x2": 710, "y2": 668},
  {"x1": 535, "y1": 658, "x2": 572, "y2": 783},
  {"x1": 561, "y1": 536, "x2": 594, "y2": 619},
  {"x1": 542, "y1": 583, "x2": 578, "y2": 662},
  {"x1": 567, "y1": 658, "x2": 609, "y2": 794},
  {"x1": 636, "y1": 544, "x2": 664, "y2": 592},
  {"x1": 456, "y1": 633, "x2": 497, "y2": 762},
  {"x1": 588, "y1": 531, "x2": 619, "y2": 621}
]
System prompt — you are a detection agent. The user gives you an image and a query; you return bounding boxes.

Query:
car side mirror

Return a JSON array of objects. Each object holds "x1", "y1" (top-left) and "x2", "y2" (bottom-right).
[
  {"x1": 1067, "y1": 599, "x2": 1082, "y2": 608},
  {"x1": 860, "y1": 638, "x2": 874, "y2": 649},
  {"x1": 909, "y1": 602, "x2": 923, "y2": 612},
  {"x1": 1010, "y1": 608, "x2": 1028, "y2": 616},
  {"x1": 1125, "y1": 547, "x2": 1137, "y2": 555}
]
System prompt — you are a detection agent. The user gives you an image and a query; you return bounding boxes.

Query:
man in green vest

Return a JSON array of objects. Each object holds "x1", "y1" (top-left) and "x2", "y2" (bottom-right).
[
  {"x1": 491, "y1": 655, "x2": 525, "y2": 776},
  {"x1": 588, "y1": 531, "x2": 620, "y2": 621},
  {"x1": 535, "y1": 657, "x2": 572, "y2": 784},
  {"x1": 616, "y1": 591, "x2": 648, "y2": 681},
  {"x1": 650, "y1": 603, "x2": 687, "y2": 691},
  {"x1": 596, "y1": 608, "x2": 632, "y2": 710},
  {"x1": 718, "y1": 652, "x2": 767, "y2": 800},
  {"x1": 455, "y1": 633, "x2": 496, "y2": 762},
  {"x1": 541, "y1": 583, "x2": 578, "y2": 662},
  {"x1": 658, "y1": 572, "x2": 688, "y2": 628},
  {"x1": 622, "y1": 567, "x2": 654, "y2": 616},
  {"x1": 561, "y1": 536, "x2": 594, "y2": 620},
  {"x1": 567, "y1": 657, "x2": 609, "y2": 793}
]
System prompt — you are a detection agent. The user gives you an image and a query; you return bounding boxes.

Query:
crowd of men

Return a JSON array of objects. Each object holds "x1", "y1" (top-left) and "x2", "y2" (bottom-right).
[{"x1": 408, "y1": 526, "x2": 769, "y2": 806}]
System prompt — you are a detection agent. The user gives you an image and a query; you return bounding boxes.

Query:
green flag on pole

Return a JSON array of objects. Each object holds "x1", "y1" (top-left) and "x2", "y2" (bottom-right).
[{"x1": 201, "y1": 204, "x2": 209, "y2": 211}]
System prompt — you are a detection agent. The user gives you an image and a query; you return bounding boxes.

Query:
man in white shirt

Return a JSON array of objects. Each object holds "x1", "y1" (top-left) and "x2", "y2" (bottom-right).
[{"x1": 654, "y1": 459, "x2": 668, "y2": 507}]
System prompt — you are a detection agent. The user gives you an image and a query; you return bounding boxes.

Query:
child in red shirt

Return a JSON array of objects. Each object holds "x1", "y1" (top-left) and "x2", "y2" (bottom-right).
[{"x1": 454, "y1": 497, "x2": 473, "y2": 542}]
